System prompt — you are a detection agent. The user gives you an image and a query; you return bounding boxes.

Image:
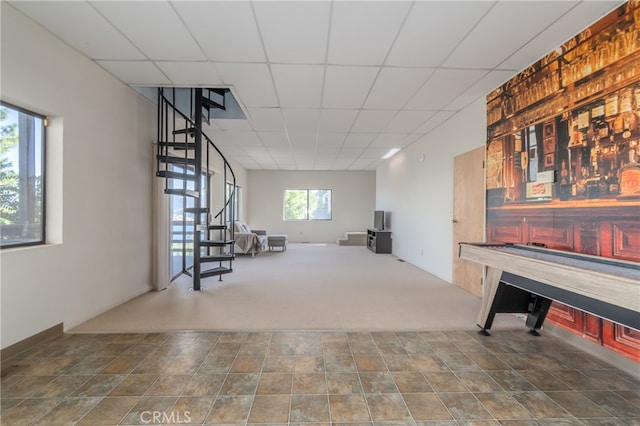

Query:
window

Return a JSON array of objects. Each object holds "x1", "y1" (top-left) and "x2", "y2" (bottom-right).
[
  {"x1": 283, "y1": 189, "x2": 332, "y2": 221},
  {"x1": 0, "y1": 102, "x2": 46, "y2": 248},
  {"x1": 168, "y1": 166, "x2": 208, "y2": 279},
  {"x1": 226, "y1": 182, "x2": 239, "y2": 223}
]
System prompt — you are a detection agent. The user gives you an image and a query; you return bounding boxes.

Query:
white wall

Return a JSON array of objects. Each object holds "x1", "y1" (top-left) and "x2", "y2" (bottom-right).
[
  {"x1": 376, "y1": 99, "x2": 487, "y2": 282},
  {"x1": 1, "y1": 4, "x2": 156, "y2": 348},
  {"x1": 247, "y1": 170, "x2": 375, "y2": 243}
]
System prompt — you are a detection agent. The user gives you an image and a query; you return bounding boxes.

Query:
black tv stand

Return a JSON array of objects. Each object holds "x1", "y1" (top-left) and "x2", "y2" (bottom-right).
[{"x1": 367, "y1": 229, "x2": 391, "y2": 253}]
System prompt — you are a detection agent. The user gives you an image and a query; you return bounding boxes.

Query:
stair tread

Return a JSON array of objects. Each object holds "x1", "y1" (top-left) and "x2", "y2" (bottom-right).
[
  {"x1": 201, "y1": 254, "x2": 235, "y2": 262},
  {"x1": 158, "y1": 142, "x2": 196, "y2": 150},
  {"x1": 200, "y1": 266, "x2": 232, "y2": 278},
  {"x1": 172, "y1": 128, "x2": 196, "y2": 135},
  {"x1": 202, "y1": 97, "x2": 225, "y2": 111},
  {"x1": 156, "y1": 170, "x2": 198, "y2": 180},
  {"x1": 164, "y1": 188, "x2": 199, "y2": 198},
  {"x1": 208, "y1": 224, "x2": 228, "y2": 230},
  {"x1": 184, "y1": 207, "x2": 208, "y2": 214},
  {"x1": 157, "y1": 154, "x2": 197, "y2": 165},
  {"x1": 201, "y1": 239, "x2": 234, "y2": 246}
]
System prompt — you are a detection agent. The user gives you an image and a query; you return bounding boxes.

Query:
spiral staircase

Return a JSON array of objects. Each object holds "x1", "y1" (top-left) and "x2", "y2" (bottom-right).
[{"x1": 156, "y1": 88, "x2": 236, "y2": 291}]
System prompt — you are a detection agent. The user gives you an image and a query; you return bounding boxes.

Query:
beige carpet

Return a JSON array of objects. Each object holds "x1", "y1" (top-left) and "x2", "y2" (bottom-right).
[{"x1": 70, "y1": 243, "x2": 524, "y2": 333}]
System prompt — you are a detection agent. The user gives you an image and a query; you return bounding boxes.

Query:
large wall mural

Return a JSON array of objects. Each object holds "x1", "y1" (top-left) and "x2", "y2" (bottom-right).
[{"x1": 485, "y1": 1, "x2": 639, "y2": 361}]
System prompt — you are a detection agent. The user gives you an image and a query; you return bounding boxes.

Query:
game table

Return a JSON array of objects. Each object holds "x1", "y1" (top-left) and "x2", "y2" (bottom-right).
[{"x1": 458, "y1": 242, "x2": 640, "y2": 335}]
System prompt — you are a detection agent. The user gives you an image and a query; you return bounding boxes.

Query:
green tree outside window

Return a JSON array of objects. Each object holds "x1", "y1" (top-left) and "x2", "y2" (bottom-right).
[{"x1": 283, "y1": 189, "x2": 331, "y2": 221}]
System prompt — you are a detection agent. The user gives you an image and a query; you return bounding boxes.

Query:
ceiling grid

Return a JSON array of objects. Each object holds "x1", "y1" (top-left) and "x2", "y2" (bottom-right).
[{"x1": 8, "y1": 0, "x2": 623, "y2": 170}]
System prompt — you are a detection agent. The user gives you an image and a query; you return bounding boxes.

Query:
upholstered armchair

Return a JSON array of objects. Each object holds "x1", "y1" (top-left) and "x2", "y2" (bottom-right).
[{"x1": 233, "y1": 221, "x2": 268, "y2": 256}]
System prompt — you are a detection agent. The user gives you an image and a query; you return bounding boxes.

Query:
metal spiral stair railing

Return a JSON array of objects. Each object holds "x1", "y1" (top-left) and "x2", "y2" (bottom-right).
[{"x1": 156, "y1": 87, "x2": 237, "y2": 290}]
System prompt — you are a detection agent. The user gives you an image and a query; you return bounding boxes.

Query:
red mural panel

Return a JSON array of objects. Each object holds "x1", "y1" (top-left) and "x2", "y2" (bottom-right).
[
  {"x1": 614, "y1": 221, "x2": 640, "y2": 261},
  {"x1": 485, "y1": 1, "x2": 640, "y2": 362},
  {"x1": 602, "y1": 320, "x2": 640, "y2": 362}
]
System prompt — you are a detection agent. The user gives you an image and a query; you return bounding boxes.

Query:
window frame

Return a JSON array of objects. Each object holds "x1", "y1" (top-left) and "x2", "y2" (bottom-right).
[
  {"x1": 0, "y1": 101, "x2": 47, "y2": 249},
  {"x1": 283, "y1": 189, "x2": 332, "y2": 221}
]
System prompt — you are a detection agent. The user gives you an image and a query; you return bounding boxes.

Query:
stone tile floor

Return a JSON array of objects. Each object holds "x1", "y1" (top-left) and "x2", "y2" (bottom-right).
[{"x1": 1, "y1": 329, "x2": 639, "y2": 425}]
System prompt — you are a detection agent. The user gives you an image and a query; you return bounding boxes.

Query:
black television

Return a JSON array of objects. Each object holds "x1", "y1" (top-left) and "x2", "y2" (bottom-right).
[{"x1": 374, "y1": 210, "x2": 384, "y2": 230}]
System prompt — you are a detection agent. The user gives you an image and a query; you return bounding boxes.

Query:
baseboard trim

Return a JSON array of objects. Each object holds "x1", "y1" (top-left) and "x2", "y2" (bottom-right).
[
  {"x1": 1, "y1": 323, "x2": 63, "y2": 376},
  {"x1": 544, "y1": 323, "x2": 639, "y2": 379}
]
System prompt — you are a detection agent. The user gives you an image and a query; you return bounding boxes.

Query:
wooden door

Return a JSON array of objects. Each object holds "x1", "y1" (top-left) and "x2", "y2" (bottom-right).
[{"x1": 452, "y1": 146, "x2": 485, "y2": 297}]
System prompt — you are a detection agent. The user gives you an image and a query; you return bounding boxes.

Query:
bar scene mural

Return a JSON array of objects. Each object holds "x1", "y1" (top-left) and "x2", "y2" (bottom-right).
[{"x1": 485, "y1": 1, "x2": 640, "y2": 361}]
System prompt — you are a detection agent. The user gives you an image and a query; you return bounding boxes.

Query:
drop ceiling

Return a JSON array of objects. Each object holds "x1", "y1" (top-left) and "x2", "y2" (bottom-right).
[{"x1": 9, "y1": 1, "x2": 623, "y2": 170}]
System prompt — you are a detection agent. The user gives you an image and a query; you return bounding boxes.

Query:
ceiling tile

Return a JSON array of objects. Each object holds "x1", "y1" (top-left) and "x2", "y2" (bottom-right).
[
  {"x1": 406, "y1": 68, "x2": 487, "y2": 110},
  {"x1": 254, "y1": 158, "x2": 279, "y2": 169},
  {"x1": 272, "y1": 154, "x2": 295, "y2": 161},
  {"x1": 268, "y1": 147, "x2": 294, "y2": 158},
  {"x1": 154, "y1": 61, "x2": 222, "y2": 86},
  {"x1": 292, "y1": 147, "x2": 315, "y2": 155},
  {"x1": 282, "y1": 109, "x2": 320, "y2": 132},
  {"x1": 338, "y1": 148, "x2": 365, "y2": 159},
  {"x1": 224, "y1": 149, "x2": 247, "y2": 157},
  {"x1": 323, "y1": 66, "x2": 379, "y2": 109},
  {"x1": 316, "y1": 146, "x2": 340, "y2": 156},
  {"x1": 414, "y1": 111, "x2": 457, "y2": 134},
  {"x1": 219, "y1": 147, "x2": 248, "y2": 157},
  {"x1": 247, "y1": 108, "x2": 285, "y2": 132},
  {"x1": 332, "y1": 158, "x2": 356, "y2": 169},
  {"x1": 234, "y1": 156, "x2": 260, "y2": 169},
  {"x1": 314, "y1": 163, "x2": 335, "y2": 171},
  {"x1": 443, "y1": 1, "x2": 578, "y2": 69},
  {"x1": 253, "y1": 1, "x2": 330, "y2": 64},
  {"x1": 343, "y1": 133, "x2": 376, "y2": 148},
  {"x1": 208, "y1": 131, "x2": 234, "y2": 145},
  {"x1": 172, "y1": 1, "x2": 265, "y2": 62},
  {"x1": 361, "y1": 148, "x2": 392, "y2": 159},
  {"x1": 216, "y1": 63, "x2": 278, "y2": 108},
  {"x1": 211, "y1": 119, "x2": 253, "y2": 132},
  {"x1": 349, "y1": 158, "x2": 379, "y2": 169},
  {"x1": 91, "y1": 1, "x2": 205, "y2": 61},
  {"x1": 10, "y1": 1, "x2": 144, "y2": 60},
  {"x1": 317, "y1": 133, "x2": 347, "y2": 148},
  {"x1": 498, "y1": 1, "x2": 622, "y2": 70},
  {"x1": 369, "y1": 134, "x2": 407, "y2": 148},
  {"x1": 386, "y1": 1, "x2": 493, "y2": 67},
  {"x1": 244, "y1": 146, "x2": 271, "y2": 158},
  {"x1": 259, "y1": 132, "x2": 290, "y2": 147},
  {"x1": 274, "y1": 163, "x2": 295, "y2": 170},
  {"x1": 288, "y1": 132, "x2": 317, "y2": 148},
  {"x1": 403, "y1": 133, "x2": 424, "y2": 146},
  {"x1": 233, "y1": 131, "x2": 263, "y2": 147},
  {"x1": 212, "y1": 131, "x2": 262, "y2": 147},
  {"x1": 97, "y1": 61, "x2": 170, "y2": 85},
  {"x1": 351, "y1": 110, "x2": 396, "y2": 133},
  {"x1": 383, "y1": 110, "x2": 436, "y2": 134},
  {"x1": 272, "y1": 64, "x2": 324, "y2": 108},
  {"x1": 328, "y1": 1, "x2": 411, "y2": 65},
  {"x1": 295, "y1": 159, "x2": 315, "y2": 169},
  {"x1": 364, "y1": 67, "x2": 434, "y2": 109},
  {"x1": 445, "y1": 70, "x2": 516, "y2": 111},
  {"x1": 318, "y1": 109, "x2": 359, "y2": 133}
]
